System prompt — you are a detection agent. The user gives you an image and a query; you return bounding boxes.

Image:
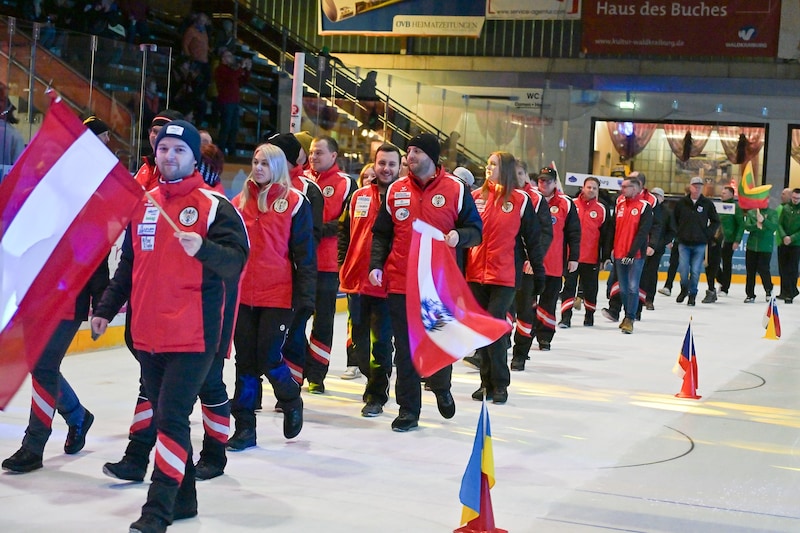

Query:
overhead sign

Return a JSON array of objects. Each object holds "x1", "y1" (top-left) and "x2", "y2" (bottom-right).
[
  {"x1": 564, "y1": 172, "x2": 623, "y2": 191},
  {"x1": 486, "y1": 0, "x2": 582, "y2": 20},
  {"x1": 581, "y1": 0, "x2": 780, "y2": 57},
  {"x1": 319, "y1": 0, "x2": 485, "y2": 36}
]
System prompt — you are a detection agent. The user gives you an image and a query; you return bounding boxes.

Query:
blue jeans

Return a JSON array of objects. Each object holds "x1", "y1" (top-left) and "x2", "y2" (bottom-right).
[
  {"x1": 615, "y1": 258, "x2": 645, "y2": 319},
  {"x1": 678, "y1": 243, "x2": 706, "y2": 296}
]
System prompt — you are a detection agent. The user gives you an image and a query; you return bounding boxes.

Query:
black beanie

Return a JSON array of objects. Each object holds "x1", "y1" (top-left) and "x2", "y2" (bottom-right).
[
  {"x1": 83, "y1": 115, "x2": 109, "y2": 136},
  {"x1": 151, "y1": 109, "x2": 184, "y2": 129},
  {"x1": 407, "y1": 133, "x2": 440, "y2": 164},
  {"x1": 154, "y1": 120, "x2": 201, "y2": 164},
  {"x1": 267, "y1": 133, "x2": 302, "y2": 167}
]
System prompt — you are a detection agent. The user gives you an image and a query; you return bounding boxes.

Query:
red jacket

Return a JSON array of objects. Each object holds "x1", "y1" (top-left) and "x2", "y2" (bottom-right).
[
  {"x1": 133, "y1": 156, "x2": 160, "y2": 191},
  {"x1": 125, "y1": 171, "x2": 249, "y2": 353},
  {"x1": 233, "y1": 180, "x2": 316, "y2": 309},
  {"x1": 306, "y1": 164, "x2": 355, "y2": 273},
  {"x1": 542, "y1": 193, "x2": 581, "y2": 277},
  {"x1": 613, "y1": 196, "x2": 654, "y2": 259},
  {"x1": 370, "y1": 167, "x2": 482, "y2": 294},
  {"x1": 339, "y1": 184, "x2": 387, "y2": 298},
  {"x1": 214, "y1": 63, "x2": 250, "y2": 105},
  {"x1": 466, "y1": 182, "x2": 540, "y2": 287},
  {"x1": 574, "y1": 195, "x2": 608, "y2": 264}
]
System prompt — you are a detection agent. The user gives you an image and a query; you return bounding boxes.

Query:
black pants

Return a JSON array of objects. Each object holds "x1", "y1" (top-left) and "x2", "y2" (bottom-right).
[
  {"x1": 349, "y1": 294, "x2": 393, "y2": 405},
  {"x1": 22, "y1": 319, "x2": 85, "y2": 455},
  {"x1": 745, "y1": 250, "x2": 773, "y2": 298},
  {"x1": 511, "y1": 273, "x2": 536, "y2": 361},
  {"x1": 305, "y1": 271, "x2": 339, "y2": 384},
  {"x1": 778, "y1": 245, "x2": 800, "y2": 299},
  {"x1": 232, "y1": 305, "x2": 299, "y2": 430},
  {"x1": 138, "y1": 350, "x2": 215, "y2": 524},
  {"x1": 705, "y1": 240, "x2": 721, "y2": 290},
  {"x1": 388, "y1": 293, "x2": 451, "y2": 418},
  {"x1": 664, "y1": 246, "x2": 679, "y2": 289},
  {"x1": 719, "y1": 241, "x2": 736, "y2": 292},
  {"x1": 641, "y1": 250, "x2": 665, "y2": 302},
  {"x1": 560, "y1": 262, "x2": 599, "y2": 321},
  {"x1": 469, "y1": 283, "x2": 516, "y2": 391},
  {"x1": 534, "y1": 276, "x2": 562, "y2": 344}
]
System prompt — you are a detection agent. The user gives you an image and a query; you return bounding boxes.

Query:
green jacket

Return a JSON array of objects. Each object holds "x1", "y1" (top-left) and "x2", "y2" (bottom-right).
[
  {"x1": 743, "y1": 208, "x2": 777, "y2": 253},
  {"x1": 719, "y1": 199, "x2": 744, "y2": 244},
  {"x1": 777, "y1": 202, "x2": 800, "y2": 246}
]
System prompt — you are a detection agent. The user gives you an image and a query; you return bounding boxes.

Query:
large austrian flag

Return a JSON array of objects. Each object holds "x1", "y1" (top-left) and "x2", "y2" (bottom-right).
[
  {"x1": 0, "y1": 98, "x2": 143, "y2": 409},
  {"x1": 406, "y1": 220, "x2": 511, "y2": 377}
]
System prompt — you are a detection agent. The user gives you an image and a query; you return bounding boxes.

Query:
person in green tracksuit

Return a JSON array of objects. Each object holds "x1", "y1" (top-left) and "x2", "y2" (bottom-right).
[
  {"x1": 718, "y1": 186, "x2": 744, "y2": 296},
  {"x1": 777, "y1": 188, "x2": 800, "y2": 303},
  {"x1": 742, "y1": 205, "x2": 777, "y2": 303}
]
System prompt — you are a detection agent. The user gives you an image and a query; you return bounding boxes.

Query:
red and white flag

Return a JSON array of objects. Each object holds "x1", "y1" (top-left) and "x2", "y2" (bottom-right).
[
  {"x1": 0, "y1": 98, "x2": 143, "y2": 409},
  {"x1": 406, "y1": 220, "x2": 511, "y2": 378}
]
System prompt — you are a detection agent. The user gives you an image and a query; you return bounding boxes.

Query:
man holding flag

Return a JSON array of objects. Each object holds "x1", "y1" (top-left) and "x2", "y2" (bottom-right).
[
  {"x1": 369, "y1": 133, "x2": 482, "y2": 432},
  {"x1": 91, "y1": 120, "x2": 249, "y2": 532}
]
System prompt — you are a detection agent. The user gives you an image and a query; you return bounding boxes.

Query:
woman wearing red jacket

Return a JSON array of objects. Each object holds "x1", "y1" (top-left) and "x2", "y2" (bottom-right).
[
  {"x1": 227, "y1": 144, "x2": 317, "y2": 451},
  {"x1": 466, "y1": 151, "x2": 544, "y2": 404}
]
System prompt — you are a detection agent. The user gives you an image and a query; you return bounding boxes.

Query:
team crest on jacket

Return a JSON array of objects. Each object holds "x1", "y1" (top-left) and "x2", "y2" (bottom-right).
[
  {"x1": 589, "y1": 210, "x2": 598, "y2": 218},
  {"x1": 502, "y1": 201, "x2": 513, "y2": 213},
  {"x1": 273, "y1": 198, "x2": 288, "y2": 213},
  {"x1": 631, "y1": 208, "x2": 638, "y2": 216},
  {"x1": 550, "y1": 206, "x2": 559, "y2": 213},
  {"x1": 697, "y1": 206, "x2": 704, "y2": 213},
  {"x1": 396, "y1": 207, "x2": 410, "y2": 221},
  {"x1": 432, "y1": 194, "x2": 446, "y2": 207},
  {"x1": 322, "y1": 185, "x2": 335, "y2": 197},
  {"x1": 179, "y1": 207, "x2": 199, "y2": 226}
]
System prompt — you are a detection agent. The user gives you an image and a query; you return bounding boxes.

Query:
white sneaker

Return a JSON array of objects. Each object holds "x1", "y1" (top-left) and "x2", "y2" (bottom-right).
[
  {"x1": 657, "y1": 287, "x2": 671, "y2": 296},
  {"x1": 340, "y1": 366, "x2": 361, "y2": 380}
]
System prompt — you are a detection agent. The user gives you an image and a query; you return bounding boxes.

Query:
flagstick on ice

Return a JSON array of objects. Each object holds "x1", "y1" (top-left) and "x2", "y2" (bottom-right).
[
  {"x1": 762, "y1": 295, "x2": 781, "y2": 340},
  {"x1": 673, "y1": 318, "x2": 701, "y2": 400},
  {"x1": 455, "y1": 399, "x2": 507, "y2": 533}
]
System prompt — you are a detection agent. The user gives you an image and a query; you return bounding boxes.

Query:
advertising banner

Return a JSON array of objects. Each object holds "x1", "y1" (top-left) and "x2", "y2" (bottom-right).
[
  {"x1": 581, "y1": 1, "x2": 780, "y2": 57},
  {"x1": 486, "y1": 0, "x2": 582, "y2": 20},
  {"x1": 319, "y1": 0, "x2": 485, "y2": 36}
]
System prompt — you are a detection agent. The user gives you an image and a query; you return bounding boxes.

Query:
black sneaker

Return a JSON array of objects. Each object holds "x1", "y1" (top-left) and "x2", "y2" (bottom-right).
[
  {"x1": 2, "y1": 447, "x2": 43, "y2": 473},
  {"x1": 601, "y1": 308, "x2": 619, "y2": 322},
  {"x1": 743, "y1": 296, "x2": 756, "y2": 303},
  {"x1": 471, "y1": 388, "x2": 493, "y2": 401},
  {"x1": 64, "y1": 409, "x2": 94, "y2": 454},
  {"x1": 701, "y1": 289, "x2": 717, "y2": 304},
  {"x1": 676, "y1": 289, "x2": 688, "y2": 303},
  {"x1": 584, "y1": 313, "x2": 594, "y2": 327},
  {"x1": 391, "y1": 411, "x2": 419, "y2": 432},
  {"x1": 103, "y1": 456, "x2": 147, "y2": 482},
  {"x1": 462, "y1": 355, "x2": 481, "y2": 370},
  {"x1": 129, "y1": 514, "x2": 168, "y2": 533},
  {"x1": 492, "y1": 387, "x2": 508, "y2": 405},
  {"x1": 538, "y1": 342, "x2": 551, "y2": 351},
  {"x1": 510, "y1": 357, "x2": 526, "y2": 371},
  {"x1": 687, "y1": 294, "x2": 696, "y2": 306},
  {"x1": 557, "y1": 319, "x2": 571, "y2": 329},
  {"x1": 226, "y1": 428, "x2": 256, "y2": 451},
  {"x1": 765, "y1": 291, "x2": 772, "y2": 302},
  {"x1": 434, "y1": 391, "x2": 456, "y2": 419},
  {"x1": 282, "y1": 398, "x2": 303, "y2": 439},
  {"x1": 361, "y1": 402, "x2": 383, "y2": 417},
  {"x1": 194, "y1": 459, "x2": 224, "y2": 481}
]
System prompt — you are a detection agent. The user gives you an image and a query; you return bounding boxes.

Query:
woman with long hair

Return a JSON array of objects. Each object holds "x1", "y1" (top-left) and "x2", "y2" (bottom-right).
[
  {"x1": 227, "y1": 144, "x2": 317, "y2": 451},
  {"x1": 465, "y1": 151, "x2": 545, "y2": 404}
]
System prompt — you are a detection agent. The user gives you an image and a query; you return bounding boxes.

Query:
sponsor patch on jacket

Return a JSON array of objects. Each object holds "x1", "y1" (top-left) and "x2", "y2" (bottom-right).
[
  {"x1": 141, "y1": 236, "x2": 155, "y2": 251},
  {"x1": 432, "y1": 194, "x2": 446, "y2": 208},
  {"x1": 143, "y1": 206, "x2": 160, "y2": 223},
  {"x1": 179, "y1": 207, "x2": 199, "y2": 226},
  {"x1": 322, "y1": 185, "x2": 335, "y2": 197},
  {"x1": 354, "y1": 195, "x2": 371, "y2": 217},
  {"x1": 273, "y1": 199, "x2": 288, "y2": 213},
  {"x1": 137, "y1": 223, "x2": 156, "y2": 236},
  {"x1": 394, "y1": 191, "x2": 411, "y2": 199},
  {"x1": 394, "y1": 199, "x2": 410, "y2": 207},
  {"x1": 396, "y1": 207, "x2": 410, "y2": 221}
]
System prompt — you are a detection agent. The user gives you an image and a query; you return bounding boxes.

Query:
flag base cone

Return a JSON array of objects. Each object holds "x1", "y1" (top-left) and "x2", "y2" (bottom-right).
[
  {"x1": 763, "y1": 317, "x2": 779, "y2": 340},
  {"x1": 675, "y1": 374, "x2": 701, "y2": 399},
  {"x1": 454, "y1": 475, "x2": 507, "y2": 533}
]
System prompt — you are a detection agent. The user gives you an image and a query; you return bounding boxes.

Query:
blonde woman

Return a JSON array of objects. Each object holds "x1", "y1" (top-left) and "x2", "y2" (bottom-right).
[{"x1": 228, "y1": 144, "x2": 316, "y2": 450}]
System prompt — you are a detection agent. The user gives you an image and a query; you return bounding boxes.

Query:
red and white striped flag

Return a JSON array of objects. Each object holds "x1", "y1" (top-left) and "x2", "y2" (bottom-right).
[
  {"x1": 0, "y1": 98, "x2": 143, "y2": 409},
  {"x1": 406, "y1": 220, "x2": 511, "y2": 378}
]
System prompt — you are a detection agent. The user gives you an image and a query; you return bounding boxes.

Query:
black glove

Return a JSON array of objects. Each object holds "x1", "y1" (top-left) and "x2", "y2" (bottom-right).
[{"x1": 533, "y1": 275, "x2": 546, "y2": 297}]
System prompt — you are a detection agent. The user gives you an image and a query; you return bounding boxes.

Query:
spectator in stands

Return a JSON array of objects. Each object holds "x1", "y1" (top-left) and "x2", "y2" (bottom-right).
[
  {"x1": 214, "y1": 18, "x2": 236, "y2": 56},
  {"x1": 214, "y1": 50, "x2": 251, "y2": 157},
  {"x1": 182, "y1": 12, "x2": 211, "y2": 126},
  {"x1": 0, "y1": 83, "x2": 25, "y2": 180},
  {"x1": 119, "y1": 0, "x2": 149, "y2": 44},
  {"x1": 171, "y1": 55, "x2": 199, "y2": 122}
]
